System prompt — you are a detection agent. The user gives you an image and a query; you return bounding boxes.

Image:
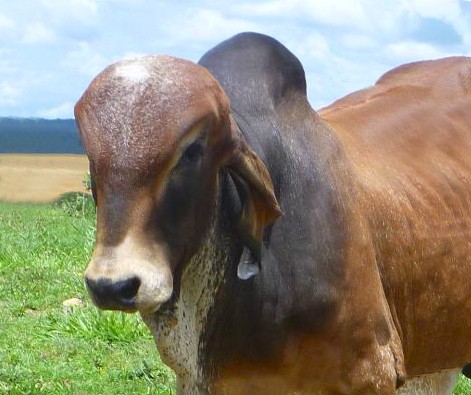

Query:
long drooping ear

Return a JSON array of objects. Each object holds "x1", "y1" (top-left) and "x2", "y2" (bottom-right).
[{"x1": 223, "y1": 116, "x2": 282, "y2": 278}]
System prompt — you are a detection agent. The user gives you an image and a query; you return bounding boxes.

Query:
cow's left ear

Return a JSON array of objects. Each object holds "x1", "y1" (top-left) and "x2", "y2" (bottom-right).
[{"x1": 223, "y1": 116, "x2": 282, "y2": 279}]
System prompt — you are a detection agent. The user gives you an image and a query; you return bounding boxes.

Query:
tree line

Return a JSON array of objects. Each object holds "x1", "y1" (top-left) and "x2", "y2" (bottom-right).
[{"x1": 0, "y1": 117, "x2": 84, "y2": 154}]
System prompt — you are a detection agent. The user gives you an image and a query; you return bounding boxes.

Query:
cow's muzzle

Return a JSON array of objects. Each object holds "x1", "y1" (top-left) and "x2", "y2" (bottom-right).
[
  {"x1": 84, "y1": 237, "x2": 174, "y2": 314},
  {"x1": 85, "y1": 276, "x2": 141, "y2": 312},
  {"x1": 84, "y1": 262, "x2": 173, "y2": 314}
]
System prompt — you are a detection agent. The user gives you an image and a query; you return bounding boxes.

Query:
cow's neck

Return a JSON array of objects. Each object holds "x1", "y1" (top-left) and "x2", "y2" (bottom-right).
[
  {"x1": 141, "y1": 108, "x2": 357, "y2": 392},
  {"x1": 141, "y1": 205, "x2": 233, "y2": 393}
]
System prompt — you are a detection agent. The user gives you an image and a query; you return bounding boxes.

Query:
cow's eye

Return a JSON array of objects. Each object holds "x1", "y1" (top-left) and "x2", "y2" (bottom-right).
[{"x1": 180, "y1": 141, "x2": 205, "y2": 165}]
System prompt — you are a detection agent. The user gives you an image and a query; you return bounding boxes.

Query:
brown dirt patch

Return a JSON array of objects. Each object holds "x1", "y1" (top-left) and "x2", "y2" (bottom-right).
[{"x1": 0, "y1": 154, "x2": 89, "y2": 202}]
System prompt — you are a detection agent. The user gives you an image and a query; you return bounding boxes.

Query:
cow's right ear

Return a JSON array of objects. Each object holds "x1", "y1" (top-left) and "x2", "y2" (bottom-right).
[{"x1": 222, "y1": 116, "x2": 281, "y2": 279}]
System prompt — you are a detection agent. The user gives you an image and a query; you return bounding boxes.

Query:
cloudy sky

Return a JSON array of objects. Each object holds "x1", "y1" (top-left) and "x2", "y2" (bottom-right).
[{"x1": 0, "y1": 0, "x2": 470, "y2": 119}]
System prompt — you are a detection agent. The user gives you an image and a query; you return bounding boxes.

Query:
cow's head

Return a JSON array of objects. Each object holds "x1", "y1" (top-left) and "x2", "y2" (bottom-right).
[{"x1": 75, "y1": 55, "x2": 281, "y2": 314}]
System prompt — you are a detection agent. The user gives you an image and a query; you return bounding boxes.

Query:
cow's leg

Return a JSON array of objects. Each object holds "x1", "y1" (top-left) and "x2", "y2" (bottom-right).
[{"x1": 395, "y1": 369, "x2": 460, "y2": 395}]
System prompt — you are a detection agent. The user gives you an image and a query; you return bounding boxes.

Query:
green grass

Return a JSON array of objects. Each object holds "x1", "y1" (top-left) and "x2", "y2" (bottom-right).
[
  {"x1": 0, "y1": 200, "x2": 471, "y2": 394},
  {"x1": 456, "y1": 375, "x2": 471, "y2": 395},
  {"x1": 0, "y1": 201, "x2": 175, "y2": 394}
]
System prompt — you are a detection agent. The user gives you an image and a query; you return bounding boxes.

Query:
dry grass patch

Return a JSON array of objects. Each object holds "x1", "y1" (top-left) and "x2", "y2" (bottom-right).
[{"x1": 0, "y1": 154, "x2": 89, "y2": 202}]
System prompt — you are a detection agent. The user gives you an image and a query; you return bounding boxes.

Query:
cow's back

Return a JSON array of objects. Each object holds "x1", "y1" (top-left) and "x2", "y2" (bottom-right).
[
  {"x1": 320, "y1": 57, "x2": 471, "y2": 181},
  {"x1": 320, "y1": 57, "x2": 471, "y2": 374}
]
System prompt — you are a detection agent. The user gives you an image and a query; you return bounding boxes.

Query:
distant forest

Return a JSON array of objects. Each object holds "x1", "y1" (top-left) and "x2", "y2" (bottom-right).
[{"x1": 0, "y1": 117, "x2": 84, "y2": 154}]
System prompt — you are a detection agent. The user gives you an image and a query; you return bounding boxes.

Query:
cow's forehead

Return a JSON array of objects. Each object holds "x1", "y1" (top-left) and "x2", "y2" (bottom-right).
[
  {"x1": 100, "y1": 55, "x2": 210, "y2": 103},
  {"x1": 76, "y1": 55, "x2": 223, "y2": 173},
  {"x1": 108, "y1": 55, "x2": 197, "y2": 101}
]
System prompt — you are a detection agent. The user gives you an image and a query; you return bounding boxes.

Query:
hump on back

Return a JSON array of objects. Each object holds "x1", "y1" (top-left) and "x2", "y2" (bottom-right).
[{"x1": 198, "y1": 32, "x2": 308, "y2": 110}]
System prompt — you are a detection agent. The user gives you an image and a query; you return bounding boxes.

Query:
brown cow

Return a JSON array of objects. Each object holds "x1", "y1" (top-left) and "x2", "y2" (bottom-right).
[{"x1": 75, "y1": 32, "x2": 471, "y2": 394}]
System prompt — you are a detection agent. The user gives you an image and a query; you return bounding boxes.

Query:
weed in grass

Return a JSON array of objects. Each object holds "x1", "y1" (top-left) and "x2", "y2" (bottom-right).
[{"x1": 52, "y1": 191, "x2": 95, "y2": 218}]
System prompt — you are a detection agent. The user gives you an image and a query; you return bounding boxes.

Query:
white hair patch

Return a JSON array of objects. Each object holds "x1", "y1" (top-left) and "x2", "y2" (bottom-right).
[{"x1": 114, "y1": 61, "x2": 150, "y2": 83}]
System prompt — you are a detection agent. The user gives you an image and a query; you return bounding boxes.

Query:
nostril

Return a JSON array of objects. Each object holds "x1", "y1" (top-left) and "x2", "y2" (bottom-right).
[
  {"x1": 116, "y1": 277, "x2": 141, "y2": 300},
  {"x1": 85, "y1": 276, "x2": 141, "y2": 311}
]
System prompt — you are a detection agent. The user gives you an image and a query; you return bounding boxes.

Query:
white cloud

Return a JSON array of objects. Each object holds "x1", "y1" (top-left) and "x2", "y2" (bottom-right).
[
  {"x1": 290, "y1": 33, "x2": 330, "y2": 59},
  {"x1": 38, "y1": 0, "x2": 99, "y2": 40},
  {"x1": 37, "y1": 101, "x2": 74, "y2": 118},
  {"x1": 0, "y1": 13, "x2": 14, "y2": 31},
  {"x1": 402, "y1": 0, "x2": 471, "y2": 45},
  {"x1": 167, "y1": 9, "x2": 259, "y2": 42},
  {"x1": 387, "y1": 40, "x2": 454, "y2": 61},
  {"x1": 62, "y1": 42, "x2": 108, "y2": 77},
  {"x1": 401, "y1": 0, "x2": 461, "y2": 20},
  {"x1": 341, "y1": 34, "x2": 378, "y2": 50},
  {"x1": 0, "y1": 49, "x2": 14, "y2": 74},
  {"x1": 22, "y1": 22, "x2": 56, "y2": 44},
  {"x1": 0, "y1": 81, "x2": 22, "y2": 106},
  {"x1": 235, "y1": 0, "x2": 404, "y2": 32},
  {"x1": 0, "y1": 1, "x2": 470, "y2": 117},
  {"x1": 237, "y1": 0, "x2": 368, "y2": 29},
  {"x1": 40, "y1": 0, "x2": 98, "y2": 20}
]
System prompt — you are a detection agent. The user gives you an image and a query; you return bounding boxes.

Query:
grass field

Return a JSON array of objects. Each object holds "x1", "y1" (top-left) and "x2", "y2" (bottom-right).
[
  {"x1": 0, "y1": 199, "x2": 471, "y2": 394},
  {"x1": 0, "y1": 201, "x2": 175, "y2": 394},
  {"x1": 0, "y1": 154, "x2": 89, "y2": 202}
]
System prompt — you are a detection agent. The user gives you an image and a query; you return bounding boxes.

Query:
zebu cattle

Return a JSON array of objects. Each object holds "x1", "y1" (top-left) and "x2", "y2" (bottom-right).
[{"x1": 75, "y1": 32, "x2": 471, "y2": 394}]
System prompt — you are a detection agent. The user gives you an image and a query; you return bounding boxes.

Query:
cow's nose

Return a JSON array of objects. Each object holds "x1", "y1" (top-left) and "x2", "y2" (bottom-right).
[{"x1": 85, "y1": 276, "x2": 141, "y2": 311}]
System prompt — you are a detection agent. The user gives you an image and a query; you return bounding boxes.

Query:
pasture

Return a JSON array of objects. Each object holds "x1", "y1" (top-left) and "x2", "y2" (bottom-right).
[
  {"x1": 0, "y1": 153, "x2": 470, "y2": 394},
  {"x1": 0, "y1": 201, "x2": 175, "y2": 394}
]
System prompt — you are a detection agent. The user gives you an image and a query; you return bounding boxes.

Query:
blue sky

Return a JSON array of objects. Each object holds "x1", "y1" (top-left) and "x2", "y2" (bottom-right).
[{"x1": 0, "y1": 0, "x2": 470, "y2": 119}]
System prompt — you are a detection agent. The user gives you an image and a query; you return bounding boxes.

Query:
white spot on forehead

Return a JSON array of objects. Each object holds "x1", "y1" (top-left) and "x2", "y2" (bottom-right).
[{"x1": 114, "y1": 61, "x2": 150, "y2": 83}]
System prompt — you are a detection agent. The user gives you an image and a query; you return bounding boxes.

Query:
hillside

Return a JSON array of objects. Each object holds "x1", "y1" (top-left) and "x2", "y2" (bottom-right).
[{"x1": 0, "y1": 117, "x2": 84, "y2": 154}]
